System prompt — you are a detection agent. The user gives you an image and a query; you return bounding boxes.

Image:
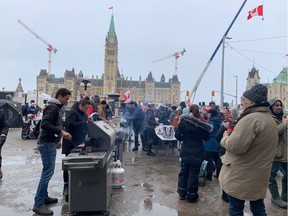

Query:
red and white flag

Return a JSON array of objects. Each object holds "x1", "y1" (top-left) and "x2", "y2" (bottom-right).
[
  {"x1": 122, "y1": 90, "x2": 131, "y2": 103},
  {"x1": 108, "y1": 6, "x2": 113, "y2": 10},
  {"x1": 247, "y1": 5, "x2": 263, "y2": 20}
]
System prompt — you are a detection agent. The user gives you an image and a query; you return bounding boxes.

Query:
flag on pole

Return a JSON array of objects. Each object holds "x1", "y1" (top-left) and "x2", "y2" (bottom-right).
[
  {"x1": 122, "y1": 90, "x2": 131, "y2": 103},
  {"x1": 284, "y1": 54, "x2": 288, "y2": 58},
  {"x1": 108, "y1": 6, "x2": 113, "y2": 10},
  {"x1": 247, "y1": 5, "x2": 263, "y2": 20}
]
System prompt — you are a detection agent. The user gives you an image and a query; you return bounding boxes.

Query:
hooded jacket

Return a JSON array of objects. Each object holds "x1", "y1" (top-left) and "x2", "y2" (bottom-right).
[
  {"x1": 37, "y1": 98, "x2": 64, "y2": 144},
  {"x1": 219, "y1": 104, "x2": 278, "y2": 200},
  {"x1": 175, "y1": 113, "x2": 212, "y2": 160},
  {"x1": 269, "y1": 99, "x2": 287, "y2": 162}
]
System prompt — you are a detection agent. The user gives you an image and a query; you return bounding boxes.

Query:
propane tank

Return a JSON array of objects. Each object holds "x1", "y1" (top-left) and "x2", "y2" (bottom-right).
[{"x1": 112, "y1": 160, "x2": 125, "y2": 188}]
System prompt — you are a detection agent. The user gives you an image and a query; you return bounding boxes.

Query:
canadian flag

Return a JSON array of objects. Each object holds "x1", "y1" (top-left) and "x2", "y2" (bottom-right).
[
  {"x1": 247, "y1": 5, "x2": 263, "y2": 20},
  {"x1": 122, "y1": 90, "x2": 132, "y2": 103},
  {"x1": 108, "y1": 6, "x2": 113, "y2": 10}
]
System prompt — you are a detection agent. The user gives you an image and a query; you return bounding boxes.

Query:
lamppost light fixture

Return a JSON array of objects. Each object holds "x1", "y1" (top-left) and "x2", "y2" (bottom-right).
[{"x1": 80, "y1": 79, "x2": 91, "y2": 90}]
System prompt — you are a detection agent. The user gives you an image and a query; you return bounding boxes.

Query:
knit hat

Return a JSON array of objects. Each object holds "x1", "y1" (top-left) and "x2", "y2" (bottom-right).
[
  {"x1": 243, "y1": 84, "x2": 268, "y2": 103},
  {"x1": 183, "y1": 107, "x2": 190, "y2": 114},
  {"x1": 207, "y1": 109, "x2": 218, "y2": 118}
]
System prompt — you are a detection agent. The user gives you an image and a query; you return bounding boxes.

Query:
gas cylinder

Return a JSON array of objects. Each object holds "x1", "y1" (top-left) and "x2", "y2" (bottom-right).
[{"x1": 112, "y1": 160, "x2": 125, "y2": 188}]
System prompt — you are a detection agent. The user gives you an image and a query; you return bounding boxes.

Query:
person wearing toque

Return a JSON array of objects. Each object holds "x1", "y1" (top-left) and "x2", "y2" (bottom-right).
[
  {"x1": 219, "y1": 84, "x2": 278, "y2": 215},
  {"x1": 267, "y1": 98, "x2": 287, "y2": 209}
]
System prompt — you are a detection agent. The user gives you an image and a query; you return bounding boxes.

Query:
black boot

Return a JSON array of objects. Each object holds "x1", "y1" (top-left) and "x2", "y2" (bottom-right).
[
  {"x1": 146, "y1": 142, "x2": 155, "y2": 156},
  {"x1": 132, "y1": 145, "x2": 139, "y2": 151},
  {"x1": 147, "y1": 151, "x2": 155, "y2": 156}
]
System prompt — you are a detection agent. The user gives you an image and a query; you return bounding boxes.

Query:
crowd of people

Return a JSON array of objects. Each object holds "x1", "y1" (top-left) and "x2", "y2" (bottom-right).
[
  {"x1": 174, "y1": 84, "x2": 287, "y2": 216},
  {"x1": 119, "y1": 84, "x2": 287, "y2": 215},
  {"x1": 0, "y1": 84, "x2": 286, "y2": 215}
]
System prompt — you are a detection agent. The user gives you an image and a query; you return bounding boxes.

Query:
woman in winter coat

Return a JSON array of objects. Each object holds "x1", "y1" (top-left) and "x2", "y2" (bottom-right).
[
  {"x1": 175, "y1": 105, "x2": 212, "y2": 203},
  {"x1": 62, "y1": 97, "x2": 91, "y2": 200},
  {"x1": 219, "y1": 84, "x2": 278, "y2": 215},
  {"x1": 268, "y1": 99, "x2": 287, "y2": 209}
]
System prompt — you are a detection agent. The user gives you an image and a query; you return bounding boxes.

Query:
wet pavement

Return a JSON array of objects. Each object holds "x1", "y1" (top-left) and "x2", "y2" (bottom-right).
[{"x1": 0, "y1": 128, "x2": 287, "y2": 216}]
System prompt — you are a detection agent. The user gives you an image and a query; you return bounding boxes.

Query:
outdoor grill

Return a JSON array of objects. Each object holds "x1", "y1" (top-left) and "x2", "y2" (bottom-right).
[{"x1": 62, "y1": 119, "x2": 116, "y2": 214}]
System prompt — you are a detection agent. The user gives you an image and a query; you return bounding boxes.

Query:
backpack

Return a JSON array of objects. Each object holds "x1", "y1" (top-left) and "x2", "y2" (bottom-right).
[{"x1": 171, "y1": 112, "x2": 179, "y2": 129}]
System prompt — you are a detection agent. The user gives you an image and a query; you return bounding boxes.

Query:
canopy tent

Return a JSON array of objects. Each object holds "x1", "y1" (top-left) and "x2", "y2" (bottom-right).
[{"x1": 0, "y1": 99, "x2": 23, "y2": 128}]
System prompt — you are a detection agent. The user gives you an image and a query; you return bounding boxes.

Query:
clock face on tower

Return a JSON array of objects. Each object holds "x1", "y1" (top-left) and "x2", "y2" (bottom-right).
[{"x1": 108, "y1": 38, "x2": 114, "y2": 43}]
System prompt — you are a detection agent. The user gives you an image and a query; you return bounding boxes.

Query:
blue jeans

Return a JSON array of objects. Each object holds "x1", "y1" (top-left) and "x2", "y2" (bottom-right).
[
  {"x1": 228, "y1": 195, "x2": 267, "y2": 216},
  {"x1": 34, "y1": 143, "x2": 57, "y2": 208}
]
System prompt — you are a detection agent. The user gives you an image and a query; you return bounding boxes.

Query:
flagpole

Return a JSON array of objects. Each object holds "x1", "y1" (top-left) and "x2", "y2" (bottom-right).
[{"x1": 187, "y1": 0, "x2": 248, "y2": 104}]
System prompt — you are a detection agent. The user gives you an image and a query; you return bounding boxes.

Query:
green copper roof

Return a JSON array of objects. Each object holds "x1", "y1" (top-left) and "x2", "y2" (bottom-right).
[
  {"x1": 273, "y1": 67, "x2": 288, "y2": 84},
  {"x1": 108, "y1": 15, "x2": 116, "y2": 36}
]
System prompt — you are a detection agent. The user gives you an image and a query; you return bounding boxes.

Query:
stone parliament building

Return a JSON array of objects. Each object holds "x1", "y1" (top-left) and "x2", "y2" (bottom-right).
[
  {"x1": 246, "y1": 66, "x2": 287, "y2": 111},
  {"x1": 36, "y1": 15, "x2": 181, "y2": 105}
]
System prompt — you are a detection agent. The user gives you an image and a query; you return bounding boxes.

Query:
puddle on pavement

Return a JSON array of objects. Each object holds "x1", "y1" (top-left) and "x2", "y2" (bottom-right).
[{"x1": 133, "y1": 201, "x2": 177, "y2": 216}]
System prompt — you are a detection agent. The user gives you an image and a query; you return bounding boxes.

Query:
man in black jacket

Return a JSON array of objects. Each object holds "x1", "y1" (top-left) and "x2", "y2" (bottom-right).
[
  {"x1": 33, "y1": 88, "x2": 72, "y2": 216},
  {"x1": 0, "y1": 110, "x2": 9, "y2": 179}
]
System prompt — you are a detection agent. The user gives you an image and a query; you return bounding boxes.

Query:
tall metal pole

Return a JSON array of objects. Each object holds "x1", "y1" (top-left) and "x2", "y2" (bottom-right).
[
  {"x1": 220, "y1": 36, "x2": 225, "y2": 108},
  {"x1": 186, "y1": 0, "x2": 248, "y2": 103},
  {"x1": 234, "y1": 75, "x2": 238, "y2": 106}
]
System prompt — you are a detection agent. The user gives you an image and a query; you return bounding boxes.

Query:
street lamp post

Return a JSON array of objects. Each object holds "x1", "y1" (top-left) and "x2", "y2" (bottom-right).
[
  {"x1": 36, "y1": 89, "x2": 39, "y2": 106},
  {"x1": 234, "y1": 75, "x2": 238, "y2": 106},
  {"x1": 80, "y1": 79, "x2": 91, "y2": 91},
  {"x1": 220, "y1": 36, "x2": 232, "y2": 108},
  {"x1": 80, "y1": 79, "x2": 92, "y2": 100},
  {"x1": 120, "y1": 74, "x2": 124, "y2": 90}
]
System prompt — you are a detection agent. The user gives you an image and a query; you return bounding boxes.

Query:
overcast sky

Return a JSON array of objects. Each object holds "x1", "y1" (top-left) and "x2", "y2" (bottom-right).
[{"x1": 0, "y1": 0, "x2": 287, "y2": 105}]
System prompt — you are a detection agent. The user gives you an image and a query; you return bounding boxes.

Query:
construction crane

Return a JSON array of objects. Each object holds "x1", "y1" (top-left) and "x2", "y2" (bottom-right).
[
  {"x1": 17, "y1": 19, "x2": 57, "y2": 75},
  {"x1": 152, "y1": 48, "x2": 186, "y2": 76}
]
